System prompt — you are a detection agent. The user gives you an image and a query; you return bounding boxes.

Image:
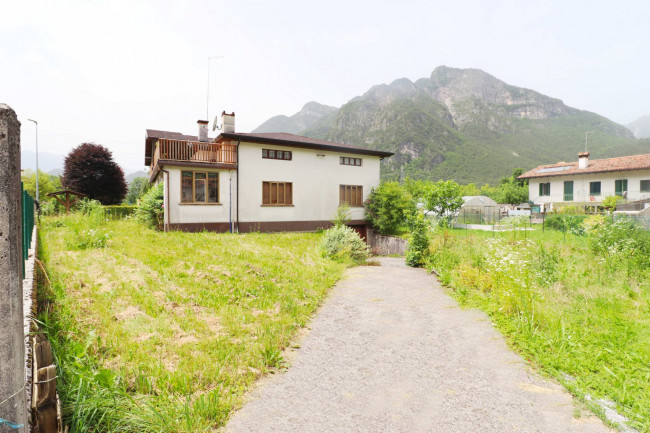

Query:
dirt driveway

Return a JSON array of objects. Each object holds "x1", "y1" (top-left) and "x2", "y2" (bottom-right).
[{"x1": 224, "y1": 258, "x2": 612, "y2": 433}]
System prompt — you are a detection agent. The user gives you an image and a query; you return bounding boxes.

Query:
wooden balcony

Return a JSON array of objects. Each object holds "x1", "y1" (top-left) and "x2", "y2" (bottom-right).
[{"x1": 152, "y1": 139, "x2": 237, "y2": 168}]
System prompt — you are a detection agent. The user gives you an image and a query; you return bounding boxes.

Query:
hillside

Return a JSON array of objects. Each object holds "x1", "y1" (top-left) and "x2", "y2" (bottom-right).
[
  {"x1": 627, "y1": 115, "x2": 650, "y2": 138},
  {"x1": 257, "y1": 66, "x2": 649, "y2": 185},
  {"x1": 253, "y1": 101, "x2": 337, "y2": 134}
]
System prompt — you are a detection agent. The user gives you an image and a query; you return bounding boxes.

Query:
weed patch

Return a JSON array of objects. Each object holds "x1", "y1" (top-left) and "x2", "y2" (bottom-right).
[
  {"x1": 38, "y1": 217, "x2": 344, "y2": 432},
  {"x1": 426, "y1": 227, "x2": 650, "y2": 432}
]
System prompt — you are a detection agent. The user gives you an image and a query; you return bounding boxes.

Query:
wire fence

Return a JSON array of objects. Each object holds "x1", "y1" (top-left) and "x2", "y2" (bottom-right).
[
  {"x1": 21, "y1": 182, "x2": 35, "y2": 279},
  {"x1": 453, "y1": 207, "x2": 650, "y2": 235}
]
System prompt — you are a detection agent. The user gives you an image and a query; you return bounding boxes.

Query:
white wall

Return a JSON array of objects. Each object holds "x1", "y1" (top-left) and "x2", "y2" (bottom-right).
[
  {"x1": 164, "y1": 167, "x2": 237, "y2": 225},
  {"x1": 529, "y1": 169, "x2": 650, "y2": 205},
  {"x1": 237, "y1": 142, "x2": 381, "y2": 223}
]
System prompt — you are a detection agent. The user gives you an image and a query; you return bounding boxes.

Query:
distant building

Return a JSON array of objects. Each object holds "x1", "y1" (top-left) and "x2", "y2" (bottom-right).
[
  {"x1": 144, "y1": 112, "x2": 393, "y2": 234},
  {"x1": 519, "y1": 152, "x2": 650, "y2": 211}
]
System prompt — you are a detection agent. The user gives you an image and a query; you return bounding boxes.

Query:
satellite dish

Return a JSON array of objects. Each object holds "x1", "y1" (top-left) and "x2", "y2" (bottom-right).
[{"x1": 212, "y1": 115, "x2": 221, "y2": 131}]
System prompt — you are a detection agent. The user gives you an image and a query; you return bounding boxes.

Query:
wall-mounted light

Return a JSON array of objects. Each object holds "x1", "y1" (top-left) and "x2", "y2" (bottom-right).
[{"x1": 316, "y1": 154, "x2": 326, "y2": 158}]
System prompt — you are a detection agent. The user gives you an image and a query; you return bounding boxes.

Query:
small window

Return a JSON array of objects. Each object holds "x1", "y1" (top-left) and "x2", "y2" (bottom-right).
[
  {"x1": 262, "y1": 181, "x2": 293, "y2": 206},
  {"x1": 181, "y1": 171, "x2": 219, "y2": 203},
  {"x1": 340, "y1": 156, "x2": 362, "y2": 166},
  {"x1": 208, "y1": 173, "x2": 219, "y2": 203},
  {"x1": 181, "y1": 171, "x2": 193, "y2": 203},
  {"x1": 615, "y1": 179, "x2": 628, "y2": 197},
  {"x1": 590, "y1": 181, "x2": 601, "y2": 195},
  {"x1": 340, "y1": 185, "x2": 363, "y2": 207},
  {"x1": 262, "y1": 148, "x2": 292, "y2": 161},
  {"x1": 538, "y1": 182, "x2": 550, "y2": 196},
  {"x1": 641, "y1": 180, "x2": 650, "y2": 192},
  {"x1": 194, "y1": 172, "x2": 206, "y2": 202}
]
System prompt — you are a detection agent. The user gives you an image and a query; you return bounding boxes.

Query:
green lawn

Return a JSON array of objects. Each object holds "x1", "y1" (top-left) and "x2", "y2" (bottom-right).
[
  {"x1": 427, "y1": 227, "x2": 650, "y2": 432},
  {"x1": 38, "y1": 215, "x2": 344, "y2": 432}
]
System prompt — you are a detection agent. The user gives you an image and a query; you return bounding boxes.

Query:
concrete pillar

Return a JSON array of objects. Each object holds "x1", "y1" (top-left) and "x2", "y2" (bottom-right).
[{"x1": 0, "y1": 103, "x2": 27, "y2": 431}]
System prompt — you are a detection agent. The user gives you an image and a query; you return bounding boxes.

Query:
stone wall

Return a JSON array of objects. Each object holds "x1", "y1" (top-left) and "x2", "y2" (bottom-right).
[
  {"x1": 0, "y1": 103, "x2": 28, "y2": 430},
  {"x1": 367, "y1": 228, "x2": 408, "y2": 256}
]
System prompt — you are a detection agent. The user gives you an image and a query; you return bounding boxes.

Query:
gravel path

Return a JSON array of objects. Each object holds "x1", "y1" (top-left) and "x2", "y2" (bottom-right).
[{"x1": 224, "y1": 257, "x2": 612, "y2": 433}]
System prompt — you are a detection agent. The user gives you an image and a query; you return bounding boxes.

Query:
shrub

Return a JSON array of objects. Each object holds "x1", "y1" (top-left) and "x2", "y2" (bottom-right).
[
  {"x1": 365, "y1": 182, "x2": 416, "y2": 235},
  {"x1": 69, "y1": 227, "x2": 113, "y2": 249},
  {"x1": 321, "y1": 225, "x2": 369, "y2": 264},
  {"x1": 584, "y1": 216, "x2": 650, "y2": 257},
  {"x1": 135, "y1": 183, "x2": 164, "y2": 229},
  {"x1": 544, "y1": 214, "x2": 588, "y2": 235},
  {"x1": 405, "y1": 214, "x2": 430, "y2": 267},
  {"x1": 331, "y1": 204, "x2": 351, "y2": 227},
  {"x1": 104, "y1": 205, "x2": 137, "y2": 220}
]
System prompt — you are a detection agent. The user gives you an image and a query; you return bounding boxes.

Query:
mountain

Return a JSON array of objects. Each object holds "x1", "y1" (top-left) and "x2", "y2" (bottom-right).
[
  {"x1": 627, "y1": 115, "x2": 650, "y2": 138},
  {"x1": 257, "y1": 66, "x2": 649, "y2": 185},
  {"x1": 21, "y1": 150, "x2": 65, "y2": 173},
  {"x1": 253, "y1": 101, "x2": 337, "y2": 134},
  {"x1": 125, "y1": 170, "x2": 148, "y2": 184}
]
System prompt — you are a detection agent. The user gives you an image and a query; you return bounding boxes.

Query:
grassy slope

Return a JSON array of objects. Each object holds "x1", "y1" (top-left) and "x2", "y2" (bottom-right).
[
  {"x1": 39, "y1": 217, "x2": 344, "y2": 432},
  {"x1": 428, "y1": 228, "x2": 650, "y2": 431}
]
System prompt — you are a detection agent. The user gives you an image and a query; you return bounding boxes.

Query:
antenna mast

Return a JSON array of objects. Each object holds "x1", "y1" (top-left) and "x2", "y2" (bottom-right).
[
  {"x1": 585, "y1": 131, "x2": 594, "y2": 153},
  {"x1": 207, "y1": 56, "x2": 224, "y2": 120}
]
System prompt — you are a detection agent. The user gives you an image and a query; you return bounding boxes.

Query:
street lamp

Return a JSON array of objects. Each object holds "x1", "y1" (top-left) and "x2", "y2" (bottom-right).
[{"x1": 27, "y1": 119, "x2": 38, "y2": 203}]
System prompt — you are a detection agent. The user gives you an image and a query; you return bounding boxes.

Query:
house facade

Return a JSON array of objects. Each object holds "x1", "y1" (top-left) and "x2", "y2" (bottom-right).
[
  {"x1": 519, "y1": 152, "x2": 650, "y2": 211},
  {"x1": 144, "y1": 112, "x2": 393, "y2": 233}
]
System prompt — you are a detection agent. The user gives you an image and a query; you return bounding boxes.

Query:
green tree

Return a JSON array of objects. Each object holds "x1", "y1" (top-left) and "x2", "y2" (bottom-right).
[
  {"x1": 365, "y1": 182, "x2": 416, "y2": 235},
  {"x1": 423, "y1": 180, "x2": 463, "y2": 227},
  {"x1": 124, "y1": 177, "x2": 150, "y2": 204},
  {"x1": 495, "y1": 181, "x2": 529, "y2": 204},
  {"x1": 459, "y1": 183, "x2": 480, "y2": 197},
  {"x1": 21, "y1": 169, "x2": 62, "y2": 203},
  {"x1": 403, "y1": 178, "x2": 429, "y2": 203}
]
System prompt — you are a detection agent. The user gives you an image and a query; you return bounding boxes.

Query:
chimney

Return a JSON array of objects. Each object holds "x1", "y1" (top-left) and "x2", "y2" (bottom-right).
[
  {"x1": 578, "y1": 151, "x2": 589, "y2": 169},
  {"x1": 222, "y1": 111, "x2": 235, "y2": 133},
  {"x1": 197, "y1": 120, "x2": 209, "y2": 142}
]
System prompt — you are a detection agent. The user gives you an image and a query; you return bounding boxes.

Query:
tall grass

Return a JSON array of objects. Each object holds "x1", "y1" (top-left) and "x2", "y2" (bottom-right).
[
  {"x1": 427, "y1": 223, "x2": 650, "y2": 431},
  {"x1": 38, "y1": 216, "x2": 344, "y2": 432}
]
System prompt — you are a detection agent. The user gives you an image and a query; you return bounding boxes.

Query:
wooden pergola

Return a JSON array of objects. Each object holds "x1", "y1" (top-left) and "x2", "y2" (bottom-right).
[{"x1": 46, "y1": 190, "x2": 87, "y2": 215}]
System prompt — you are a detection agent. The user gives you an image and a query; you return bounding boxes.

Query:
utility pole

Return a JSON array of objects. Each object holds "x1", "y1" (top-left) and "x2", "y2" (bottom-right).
[
  {"x1": 206, "y1": 56, "x2": 224, "y2": 121},
  {"x1": 28, "y1": 119, "x2": 38, "y2": 203}
]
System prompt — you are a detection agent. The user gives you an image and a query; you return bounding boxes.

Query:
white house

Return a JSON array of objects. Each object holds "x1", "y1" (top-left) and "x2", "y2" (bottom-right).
[
  {"x1": 144, "y1": 112, "x2": 393, "y2": 235},
  {"x1": 519, "y1": 152, "x2": 650, "y2": 211}
]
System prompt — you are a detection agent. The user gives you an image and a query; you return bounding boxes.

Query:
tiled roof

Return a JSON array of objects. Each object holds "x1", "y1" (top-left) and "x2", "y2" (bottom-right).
[
  {"x1": 217, "y1": 132, "x2": 394, "y2": 158},
  {"x1": 145, "y1": 129, "x2": 393, "y2": 166},
  {"x1": 519, "y1": 153, "x2": 650, "y2": 179}
]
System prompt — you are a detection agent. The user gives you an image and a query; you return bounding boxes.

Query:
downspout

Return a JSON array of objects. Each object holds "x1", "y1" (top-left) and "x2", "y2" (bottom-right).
[
  {"x1": 161, "y1": 169, "x2": 170, "y2": 232},
  {"x1": 229, "y1": 173, "x2": 232, "y2": 233},
  {"x1": 236, "y1": 140, "x2": 240, "y2": 233}
]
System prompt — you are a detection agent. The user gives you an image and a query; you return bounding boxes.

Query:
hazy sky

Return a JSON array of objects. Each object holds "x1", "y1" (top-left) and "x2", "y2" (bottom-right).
[{"x1": 2, "y1": 0, "x2": 649, "y2": 173}]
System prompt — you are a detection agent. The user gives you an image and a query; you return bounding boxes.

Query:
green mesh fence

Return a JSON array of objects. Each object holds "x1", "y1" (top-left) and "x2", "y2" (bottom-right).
[{"x1": 21, "y1": 182, "x2": 35, "y2": 279}]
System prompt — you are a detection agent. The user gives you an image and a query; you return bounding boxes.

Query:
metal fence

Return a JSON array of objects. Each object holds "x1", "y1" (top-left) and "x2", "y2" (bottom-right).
[
  {"x1": 21, "y1": 182, "x2": 35, "y2": 278},
  {"x1": 454, "y1": 206, "x2": 650, "y2": 234}
]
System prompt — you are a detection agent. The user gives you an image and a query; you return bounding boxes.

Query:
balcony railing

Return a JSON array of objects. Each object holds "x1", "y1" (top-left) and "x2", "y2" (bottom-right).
[{"x1": 152, "y1": 139, "x2": 237, "y2": 168}]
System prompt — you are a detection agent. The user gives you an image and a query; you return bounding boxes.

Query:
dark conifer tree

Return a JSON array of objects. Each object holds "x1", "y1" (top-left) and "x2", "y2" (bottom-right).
[{"x1": 62, "y1": 143, "x2": 127, "y2": 205}]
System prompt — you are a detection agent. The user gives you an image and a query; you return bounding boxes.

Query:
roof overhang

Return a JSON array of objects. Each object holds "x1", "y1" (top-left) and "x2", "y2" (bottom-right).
[{"x1": 216, "y1": 132, "x2": 394, "y2": 158}]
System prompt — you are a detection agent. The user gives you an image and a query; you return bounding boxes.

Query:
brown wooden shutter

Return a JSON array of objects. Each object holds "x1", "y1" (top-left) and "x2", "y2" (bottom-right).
[{"x1": 263, "y1": 182, "x2": 270, "y2": 204}]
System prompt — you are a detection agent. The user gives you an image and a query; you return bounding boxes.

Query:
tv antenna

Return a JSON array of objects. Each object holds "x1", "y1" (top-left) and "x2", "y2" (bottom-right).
[{"x1": 206, "y1": 56, "x2": 224, "y2": 121}]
